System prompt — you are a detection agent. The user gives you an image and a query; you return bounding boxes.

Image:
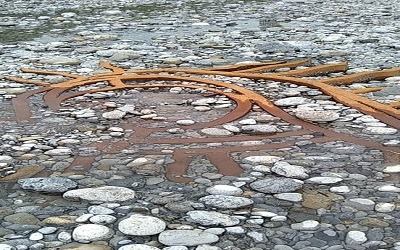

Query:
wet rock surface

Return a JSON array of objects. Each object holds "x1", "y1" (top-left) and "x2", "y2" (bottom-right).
[{"x1": 0, "y1": 0, "x2": 399, "y2": 249}]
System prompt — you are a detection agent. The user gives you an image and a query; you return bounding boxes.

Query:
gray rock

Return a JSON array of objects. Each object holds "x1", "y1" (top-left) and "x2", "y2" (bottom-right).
[
  {"x1": 307, "y1": 177, "x2": 343, "y2": 184},
  {"x1": 274, "y1": 97, "x2": 311, "y2": 107},
  {"x1": 291, "y1": 220, "x2": 320, "y2": 231},
  {"x1": 102, "y1": 110, "x2": 126, "y2": 120},
  {"x1": 295, "y1": 110, "x2": 340, "y2": 122},
  {"x1": 241, "y1": 125, "x2": 278, "y2": 134},
  {"x1": 362, "y1": 127, "x2": 397, "y2": 135},
  {"x1": 18, "y1": 177, "x2": 77, "y2": 193},
  {"x1": 39, "y1": 56, "x2": 81, "y2": 65},
  {"x1": 250, "y1": 178, "x2": 304, "y2": 194},
  {"x1": 118, "y1": 215, "x2": 166, "y2": 236},
  {"x1": 345, "y1": 231, "x2": 367, "y2": 244},
  {"x1": 158, "y1": 230, "x2": 219, "y2": 246},
  {"x1": 200, "y1": 128, "x2": 232, "y2": 136},
  {"x1": 205, "y1": 185, "x2": 243, "y2": 196},
  {"x1": 119, "y1": 245, "x2": 160, "y2": 250},
  {"x1": 187, "y1": 211, "x2": 240, "y2": 226},
  {"x1": 199, "y1": 195, "x2": 254, "y2": 209},
  {"x1": 271, "y1": 161, "x2": 309, "y2": 179},
  {"x1": 72, "y1": 224, "x2": 114, "y2": 242},
  {"x1": 242, "y1": 156, "x2": 282, "y2": 165},
  {"x1": 63, "y1": 186, "x2": 135, "y2": 203}
]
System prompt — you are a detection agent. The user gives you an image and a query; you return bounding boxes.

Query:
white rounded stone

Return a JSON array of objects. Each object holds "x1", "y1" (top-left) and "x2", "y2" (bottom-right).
[
  {"x1": 72, "y1": 224, "x2": 114, "y2": 242},
  {"x1": 102, "y1": 110, "x2": 126, "y2": 120},
  {"x1": 242, "y1": 156, "x2": 282, "y2": 165},
  {"x1": 206, "y1": 185, "x2": 243, "y2": 196},
  {"x1": 159, "y1": 230, "x2": 219, "y2": 246},
  {"x1": 118, "y1": 215, "x2": 166, "y2": 236},
  {"x1": 119, "y1": 244, "x2": 160, "y2": 250},
  {"x1": 291, "y1": 220, "x2": 320, "y2": 231},
  {"x1": 362, "y1": 127, "x2": 397, "y2": 135},
  {"x1": 63, "y1": 186, "x2": 135, "y2": 203},
  {"x1": 295, "y1": 110, "x2": 340, "y2": 122},
  {"x1": 200, "y1": 128, "x2": 232, "y2": 136},
  {"x1": 176, "y1": 120, "x2": 195, "y2": 125},
  {"x1": 187, "y1": 211, "x2": 240, "y2": 226},
  {"x1": 375, "y1": 203, "x2": 396, "y2": 212},
  {"x1": 345, "y1": 231, "x2": 367, "y2": 244},
  {"x1": 307, "y1": 177, "x2": 343, "y2": 184},
  {"x1": 274, "y1": 193, "x2": 303, "y2": 202},
  {"x1": 383, "y1": 165, "x2": 400, "y2": 173}
]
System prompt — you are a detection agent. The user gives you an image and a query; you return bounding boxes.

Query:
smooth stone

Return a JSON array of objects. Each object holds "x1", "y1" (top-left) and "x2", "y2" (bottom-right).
[
  {"x1": 329, "y1": 186, "x2": 351, "y2": 193},
  {"x1": 89, "y1": 215, "x2": 117, "y2": 224},
  {"x1": 0, "y1": 244, "x2": 13, "y2": 250},
  {"x1": 345, "y1": 231, "x2": 367, "y2": 244},
  {"x1": 347, "y1": 198, "x2": 375, "y2": 210},
  {"x1": 88, "y1": 205, "x2": 115, "y2": 215},
  {"x1": 158, "y1": 230, "x2": 219, "y2": 246},
  {"x1": 199, "y1": 195, "x2": 254, "y2": 209},
  {"x1": 291, "y1": 220, "x2": 320, "y2": 231},
  {"x1": 102, "y1": 110, "x2": 126, "y2": 120},
  {"x1": 205, "y1": 185, "x2": 243, "y2": 196},
  {"x1": 4, "y1": 213, "x2": 40, "y2": 225},
  {"x1": 274, "y1": 97, "x2": 311, "y2": 106},
  {"x1": 295, "y1": 110, "x2": 340, "y2": 122},
  {"x1": 242, "y1": 156, "x2": 282, "y2": 165},
  {"x1": 63, "y1": 186, "x2": 135, "y2": 202},
  {"x1": 44, "y1": 148, "x2": 72, "y2": 156},
  {"x1": 18, "y1": 177, "x2": 77, "y2": 193},
  {"x1": 274, "y1": 193, "x2": 303, "y2": 202},
  {"x1": 118, "y1": 215, "x2": 166, "y2": 236},
  {"x1": 187, "y1": 211, "x2": 240, "y2": 226},
  {"x1": 119, "y1": 244, "x2": 160, "y2": 250},
  {"x1": 362, "y1": 127, "x2": 397, "y2": 135},
  {"x1": 29, "y1": 232, "x2": 44, "y2": 241},
  {"x1": 200, "y1": 128, "x2": 232, "y2": 136},
  {"x1": 241, "y1": 125, "x2": 278, "y2": 134},
  {"x1": 39, "y1": 56, "x2": 81, "y2": 65},
  {"x1": 250, "y1": 178, "x2": 303, "y2": 194},
  {"x1": 72, "y1": 224, "x2": 114, "y2": 242},
  {"x1": 359, "y1": 218, "x2": 390, "y2": 228},
  {"x1": 271, "y1": 161, "x2": 309, "y2": 179},
  {"x1": 307, "y1": 177, "x2": 343, "y2": 184},
  {"x1": 176, "y1": 120, "x2": 195, "y2": 125},
  {"x1": 375, "y1": 203, "x2": 395, "y2": 212},
  {"x1": 377, "y1": 185, "x2": 400, "y2": 192},
  {"x1": 383, "y1": 165, "x2": 400, "y2": 173}
]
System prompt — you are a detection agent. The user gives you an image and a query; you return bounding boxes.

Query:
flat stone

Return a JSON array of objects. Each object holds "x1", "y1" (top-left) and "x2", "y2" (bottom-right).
[
  {"x1": 206, "y1": 185, "x2": 243, "y2": 196},
  {"x1": 18, "y1": 177, "x2": 77, "y2": 193},
  {"x1": 118, "y1": 214, "x2": 166, "y2": 236},
  {"x1": 377, "y1": 185, "x2": 400, "y2": 192},
  {"x1": 158, "y1": 230, "x2": 219, "y2": 246},
  {"x1": 359, "y1": 218, "x2": 390, "y2": 228},
  {"x1": 72, "y1": 224, "x2": 114, "y2": 242},
  {"x1": 242, "y1": 156, "x2": 282, "y2": 165},
  {"x1": 63, "y1": 186, "x2": 135, "y2": 203},
  {"x1": 291, "y1": 220, "x2": 320, "y2": 231},
  {"x1": 307, "y1": 177, "x2": 343, "y2": 184},
  {"x1": 383, "y1": 165, "x2": 400, "y2": 173},
  {"x1": 362, "y1": 127, "x2": 397, "y2": 135},
  {"x1": 271, "y1": 161, "x2": 309, "y2": 179},
  {"x1": 0, "y1": 155, "x2": 13, "y2": 163},
  {"x1": 329, "y1": 186, "x2": 351, "y2": 193},
  {"x1": 44, "y1": 148, "x2": 72, "y2": 156},
  {"x1": 102, "y1": 110, "x2": 126, "y2": 119},
  {"x1": 119, "y1": 245, "x2": 160, "y2": 250},
  {"x1": 274, "y1": 193, "x2": 303, "y2": 202},
  {"x1": 241, "y1": 124, "x2": 278, "y2": 134},
  {"x1": 375, "y1": 203, "x2": 396, "y2": 212},
  {"x1": 295, "y1": 110, "x2": 340, "y2": 122},
  {"x1": 200, "y1": 128, "x2": 232, "y2": 136},
  {"x1": 39, "y1": 56, "x2": 81, "y2": 65},
  {"x1": 347, "y1": 198, "x2": 375, "y2": 210},
  {"x1": 58, "y1": 243, "x2": 112, "y2": 249},
  {"x1": 274, "y1": 97, "x2": 311, "y2": 106},
  {"x1": 176, "y1": 120, "x2": 196, "y2": 125},
  {"x1": 301, "y1": 189, "x2": 344, "y2": 209},
  {"x1": 345, "y1": 231, "x2": 367, "y2": 244},
  {"x1": 250, "y1": 178, "x2": 304, "y2": 194},
  {"x1": 199, "y1": 195, "x2": 254, "y2": 209},
  {"x1": 4, "y1": 213, "x2": 40, "y2": 225},
  {"x1": 187, "y1": 211, "x2": 240, "y2": 226},
  {"x1": 0, "y1": 244, "x2": 13, "y2": 250}
]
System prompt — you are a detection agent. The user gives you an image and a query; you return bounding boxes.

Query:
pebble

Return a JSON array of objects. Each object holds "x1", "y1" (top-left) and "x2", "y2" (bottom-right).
[
  {"x1": 250, "y1": 178, "x2": 304, "y2": 194},
  {"x1": 295, "y1": 110, "x2": 340, "y2": 122},
  {"x1": 199, "y1": 195, "x2": 254, "y2": 209},
  {"x1": 158, "y1": 230, "x2": 219, "y2": 246},
  {"x1": 271, "y1": 161, "x2": 309, "y2": 179},
  {"x1": 118, "y1": 215, "x2": 166, "y2": 236},
  {"x1": 307, "y1": 177, "x2": 343, "y2": 184},
  {"x1": 17, "y1": 177, "x2": 78, "y2": 193},
  {"x1": 345, "y1": 231, "x2": 368, "y2": 244},
  {"x1": 72, "y1": 224, "x2": 114, "y2": 242},
  {"x1": 291, "y1": 220, "x2": 321, "y2": 231},
  {"x1": 205, "y1": 185, "x2": 243, "y2": 196},
  {"x1": 119, "y1": 244, "x2": 160, "y2": 250},
  {"x1": 242, "y1": 156, "x2": 282, "y2": 165},
  {"x1": 187, "y1": 211, "x2": 240, "y2": 226},
  {"x1": 63, "y1": 186, "x2": 135, "y2": 202},
  {"x1": 200, "y1": 128, "x2": 232, "y2": 136}
]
